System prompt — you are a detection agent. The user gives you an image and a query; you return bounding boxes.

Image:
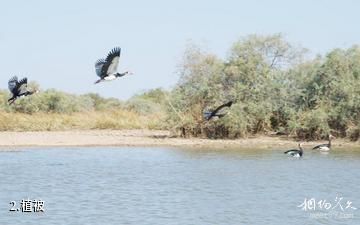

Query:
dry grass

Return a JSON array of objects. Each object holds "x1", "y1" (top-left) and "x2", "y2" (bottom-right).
[{"x1": 0, "y1": 110, "x2": 166, "y2": 131}]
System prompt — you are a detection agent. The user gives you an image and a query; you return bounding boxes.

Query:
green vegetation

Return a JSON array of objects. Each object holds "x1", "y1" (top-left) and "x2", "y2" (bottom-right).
[
  {"x1": 167, "y1": 34, "x2": 360, "y2": 140},
  {"x1": 0, "y1": 34, "x2": 359, "y2": 141},
  {"x1": 0, "y1": 88, "x2": 167, "y2": 131}
]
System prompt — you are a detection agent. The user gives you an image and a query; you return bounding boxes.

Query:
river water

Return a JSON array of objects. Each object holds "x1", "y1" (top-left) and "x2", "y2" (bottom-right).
[{"x1": 0, "y1": 146, "x2": 359, "y2": 224}]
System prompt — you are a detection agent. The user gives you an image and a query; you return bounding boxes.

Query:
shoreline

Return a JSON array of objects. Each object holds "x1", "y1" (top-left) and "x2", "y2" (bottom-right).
[{"x1": 0, "y1": 130, "x2": 359, "y2": 149}]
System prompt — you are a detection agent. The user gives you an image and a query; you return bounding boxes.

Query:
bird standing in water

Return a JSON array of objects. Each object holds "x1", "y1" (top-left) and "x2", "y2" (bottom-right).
[
  {"x1": 312, "y1": 134, "x2": 335, "y2": 152},
  {"x1": 284, "y1": 143, "x2": 304, "y2": 158},
  {"x1": 94, "y1": 47, "x2": 133, "y2": 84}
]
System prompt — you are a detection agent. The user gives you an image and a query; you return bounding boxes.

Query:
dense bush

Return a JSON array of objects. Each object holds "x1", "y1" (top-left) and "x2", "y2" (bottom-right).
[{"x1": 167, "y1": 34, "x2": 360, "y2": 140}]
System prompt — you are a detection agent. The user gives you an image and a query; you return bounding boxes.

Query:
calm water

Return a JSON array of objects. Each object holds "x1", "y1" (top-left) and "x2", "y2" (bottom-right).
[{"x1": 0, "y1": 146, "x2": 359, "y2": 225}]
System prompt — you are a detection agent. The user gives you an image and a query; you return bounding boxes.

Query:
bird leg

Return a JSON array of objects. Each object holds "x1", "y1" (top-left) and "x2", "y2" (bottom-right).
[
  {"x1": 94, "y1": 79, "x2": 102, "y2": 84},
  {"x1": 8, "y1": 98, "x2": 16, "y2": 105}
]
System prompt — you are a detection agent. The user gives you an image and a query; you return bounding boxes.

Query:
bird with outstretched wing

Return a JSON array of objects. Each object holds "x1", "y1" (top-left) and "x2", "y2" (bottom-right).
[
  {"x1": 204, "y1": 101, "x2": 233, "y2": 121},
  {"x1": 94, "y1": 47, "x2": 133, "y2": 84},
  {"x1": 8, "y1": 76, "x2": 36, "y2": 105}
]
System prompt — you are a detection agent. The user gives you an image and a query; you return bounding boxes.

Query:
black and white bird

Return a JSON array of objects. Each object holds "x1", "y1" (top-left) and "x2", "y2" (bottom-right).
[
  {"x1": 284, "y1": 143, "x2": 303, "y2": 158},
  {"x1": 94, "y1": 47, "x2": 133, "y2": 84},
  {"x1": 312, "y1": 134, "x2": 335, "y2": 152},
  {"x1": 7, "y1": 76, "x2": 37, "y2": 105},
  {"x1": 203, "y1": 101, "x2": 233, "y2": 121}
]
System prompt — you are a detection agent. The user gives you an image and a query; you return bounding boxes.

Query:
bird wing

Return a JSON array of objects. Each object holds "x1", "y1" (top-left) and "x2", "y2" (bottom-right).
[
  {"x1": 209, "y1": 101, "x2": 233, "y2": 119},
  {"x1": 213, "y1": 101, "x2": 233, "y2": 114},
  {"x1": 102, "y1": 47, "x2": 121, "y2": 76},
  {"x1": 95, "y1": 59, "x2": 106, "y2": 78},
  {"x1": 312, "y1": 143, "x2": 329, "y2": 150},
  {"x1": 8, "y1": 76, "x2": 18, "y2": 94},
  {"x1": 17, "y1": 77, "x2": 28, "y2": 95}
]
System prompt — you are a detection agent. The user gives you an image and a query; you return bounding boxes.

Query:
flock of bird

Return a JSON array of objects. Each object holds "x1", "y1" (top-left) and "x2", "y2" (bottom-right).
[
  {"x1": 7, "y1": 47, "x2": 132, "y2": 105},
  {"x1": 6, "y1": 46, "x2": 335, "y2": 156},
  {"x1": 200, "y1": 100, "x2": 335, "y2": 158},
  {"x1": 284, "y1": 134, "x2": 335, "y2": 158},
  {"x1": 200, "y1": 100, "x2": 336, "y2": 158}
]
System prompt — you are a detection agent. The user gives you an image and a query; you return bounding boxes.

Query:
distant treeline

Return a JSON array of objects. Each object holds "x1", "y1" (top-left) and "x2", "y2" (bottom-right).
[
  {"x1": 0, "y1": 89, "x2": 167, "y2": 131},
  {"x1": 0, "y1": 34, "x2": 359, "y2": 140}
]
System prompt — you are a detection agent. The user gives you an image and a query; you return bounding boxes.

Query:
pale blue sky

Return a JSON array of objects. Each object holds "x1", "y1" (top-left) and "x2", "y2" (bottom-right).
[{"x1": 1, "y1": 0, "x2": 359, "y2": 99}]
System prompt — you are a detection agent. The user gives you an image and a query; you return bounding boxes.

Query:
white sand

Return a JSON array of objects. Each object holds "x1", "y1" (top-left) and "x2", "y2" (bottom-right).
[{"x1": 0, "y1": 130, "x2": 358, "y2": 149}]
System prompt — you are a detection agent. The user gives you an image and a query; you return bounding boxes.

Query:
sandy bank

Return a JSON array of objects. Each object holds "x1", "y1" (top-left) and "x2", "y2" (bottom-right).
[{"x1": 0, "y1": 130, "x2": 359, "y2": 149}]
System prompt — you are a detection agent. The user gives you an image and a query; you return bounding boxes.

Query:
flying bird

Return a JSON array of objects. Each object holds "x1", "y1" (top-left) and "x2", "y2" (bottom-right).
[
  {"x1": 203, "y1": 101, "x2": 233, "y2": 121},
  {"x1": 284, "y1": 143, "x2": 303, "y2": 158},
  {"x1": 94, "y1": 47, "x2": 133, "y2": 84},
  {"x1": 312, "y1": 134, "x2": 335, "y2": 152},
  {"x1": 8, "y1": 76, "x2": 37, "y2": 105}
]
